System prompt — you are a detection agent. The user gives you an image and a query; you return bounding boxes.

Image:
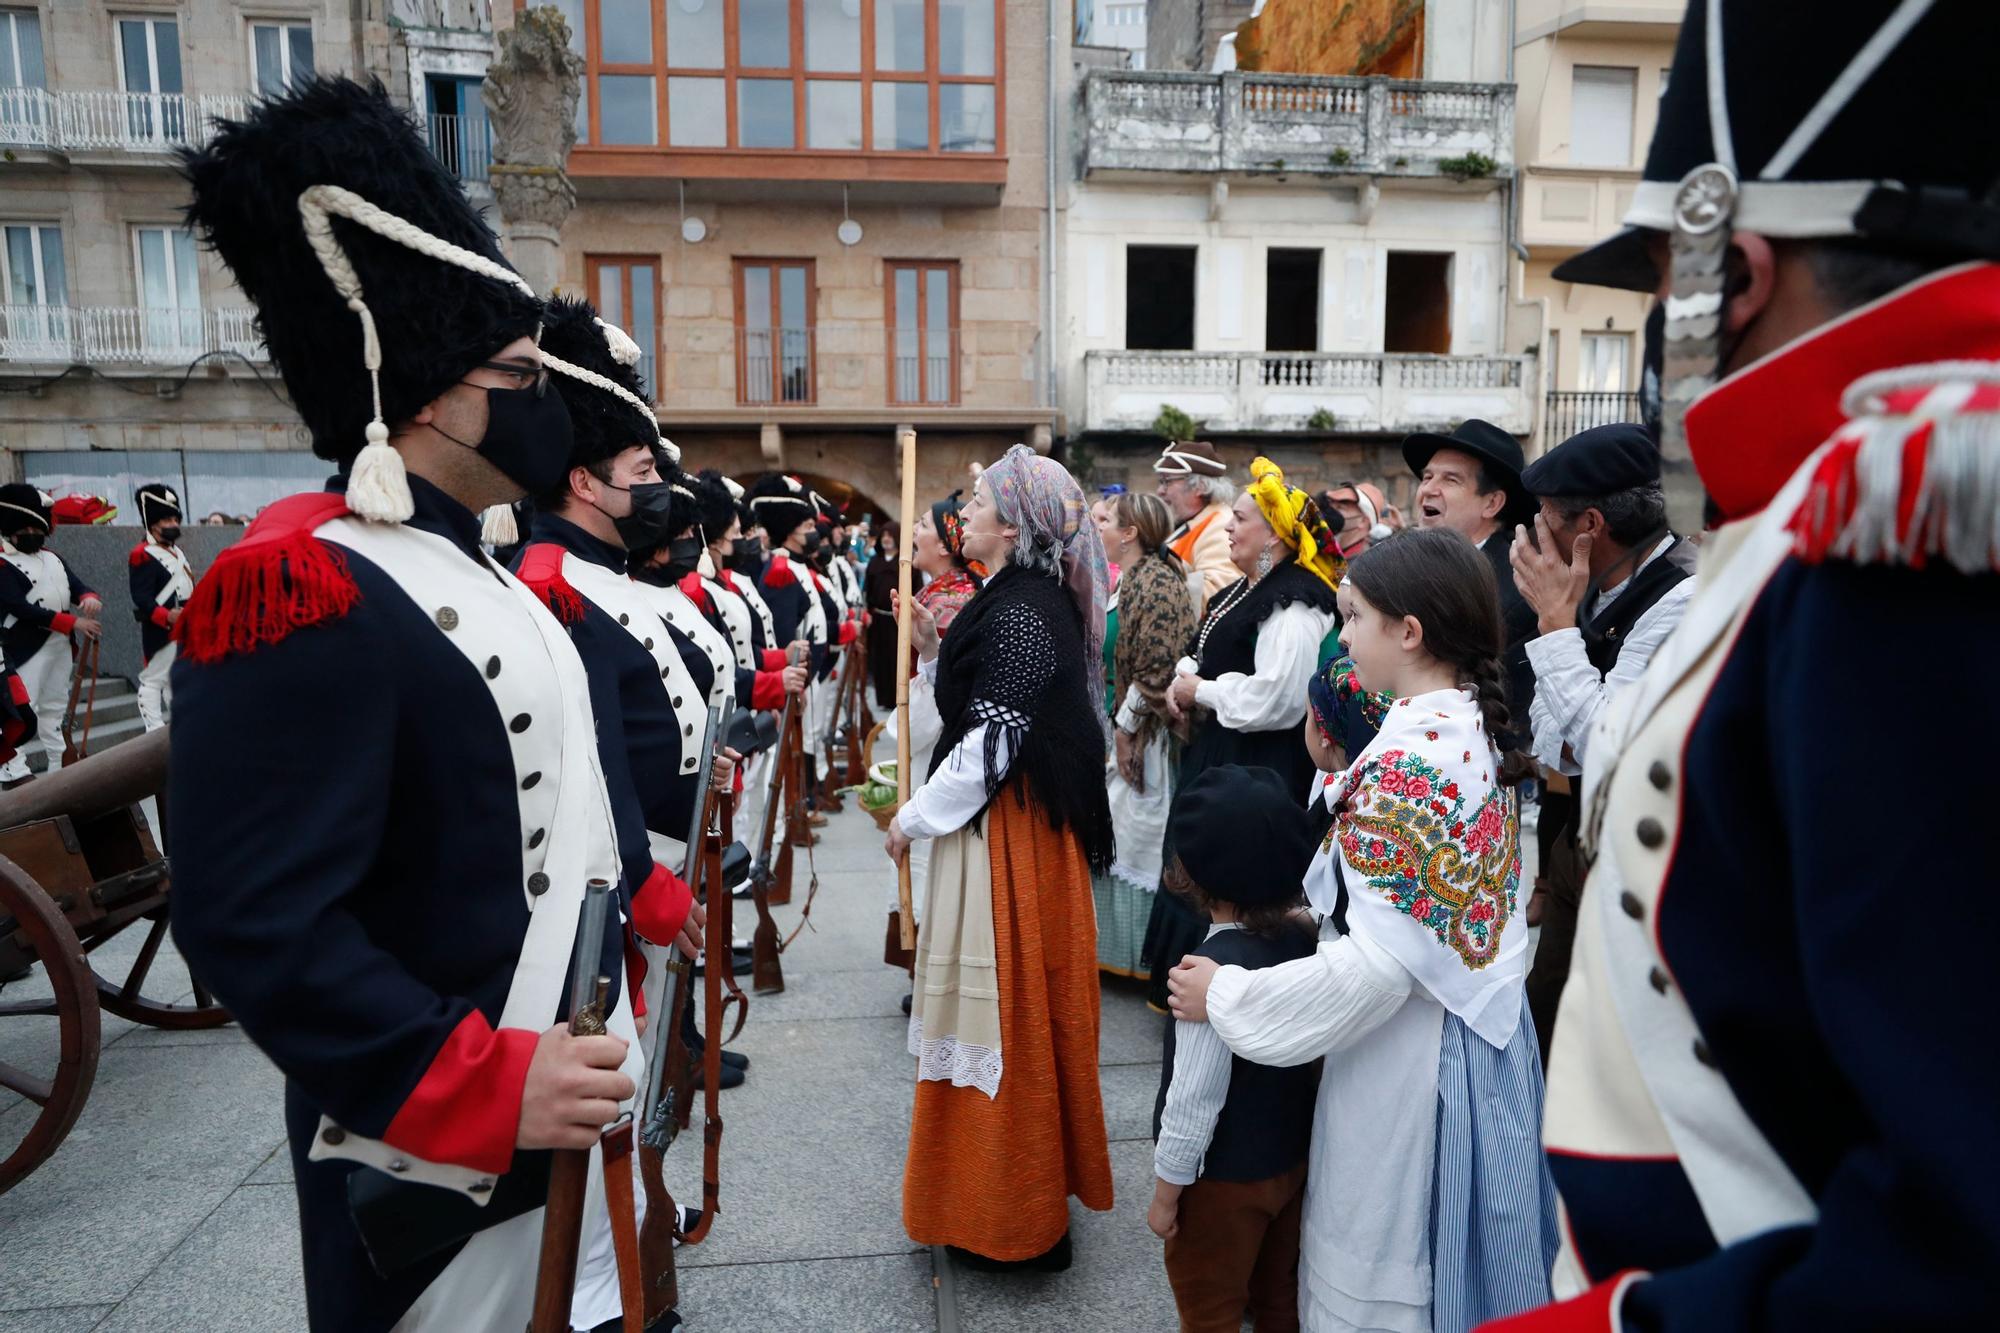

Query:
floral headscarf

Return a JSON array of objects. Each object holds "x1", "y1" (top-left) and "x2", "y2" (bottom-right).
[
  {"x1": 1247, "y1": 456, "x2": 1345, "y2": 590},
  {"x1": 1308, "y1": 651, "x2": 1393, "y2": 759},
  {"x1": 980, "y1": 443, "x2": 1111, "y2": 717},
  {"x1": 931, "y1": 490, "x2": 968, "y2": 558}
]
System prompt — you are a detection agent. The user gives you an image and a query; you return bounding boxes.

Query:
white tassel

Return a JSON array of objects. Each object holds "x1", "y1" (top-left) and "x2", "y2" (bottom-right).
[
  {"x1": 481, "y1": 503, "x2": 520, "y2": 548},
  {"x1": 595, "y1": 317, "x2": 643, "y2": 368},
  {"x1": 657, "y1": 433, "x2": 682, "y2": 465},
  {"x1": 721, "y1": 475, "x2": 744, "y2": 500},
  {"x1": 346, "y1": 424, "x2": 414, "y2": 523},
  {"x1": 698, "y1": 546, "x2": 716, "y2": 578}
]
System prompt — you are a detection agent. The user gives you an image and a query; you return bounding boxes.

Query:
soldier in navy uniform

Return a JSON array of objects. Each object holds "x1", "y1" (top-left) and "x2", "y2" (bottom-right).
[
  {"x1": 1481, "y1": 4, "x2": 2000, "y2": 1330},
  {"x1": 127, "y1": 482, "x2": 194, "y2": 732},
  {"x1": 166, "y1": 79, "x2": 667, "y2": 1332},
  {"x1": 0, "y1": 483, "x2": 101, "y2": 786}
]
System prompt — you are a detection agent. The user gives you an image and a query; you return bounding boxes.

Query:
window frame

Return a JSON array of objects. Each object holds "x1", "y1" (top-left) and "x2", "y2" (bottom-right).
[
  {"x1": 130, "y1": 221, "x2": 204, "y2": 359},
  {"x1": 883, "y1": 258, "x2": 958, "y2": 406},
  {"x1": 1568, "y1": 64, "x2": 1637, "y2": 169},
  {"x1": 0, "y1": 8, "x2": 47, "y2": 89},
  {"x1": 1578, "y1": 330, "x2": 1631, "y2": 394},
  {"x1": 560, "y1": 0, "x2": 1004, "y2": 159},
  {"x1": 585, "y1": 253, "x2": 663, "y2": 401},
  {"x1": 246, "y1": 17, "x2": 316, "y2": 96},
  {"x1": 732, "y1": 256, "x2": 817, "y2": 406}
]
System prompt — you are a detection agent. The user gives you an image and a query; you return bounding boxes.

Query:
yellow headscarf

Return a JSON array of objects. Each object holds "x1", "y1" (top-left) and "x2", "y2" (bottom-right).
[{"x1": 1247, "y1": 456, "x2": 1344, "y2": 590}]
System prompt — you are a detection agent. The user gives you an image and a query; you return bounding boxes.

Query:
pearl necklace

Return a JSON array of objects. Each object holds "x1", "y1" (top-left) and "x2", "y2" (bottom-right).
[{"x1": 1193, "y1": 574, "x2": 1258, "y2": 660}]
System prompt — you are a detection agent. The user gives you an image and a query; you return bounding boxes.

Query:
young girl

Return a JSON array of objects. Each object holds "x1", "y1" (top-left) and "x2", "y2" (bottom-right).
[{"x1": 1169, "y1": 528, "x2": 1558, "y2": 1333}]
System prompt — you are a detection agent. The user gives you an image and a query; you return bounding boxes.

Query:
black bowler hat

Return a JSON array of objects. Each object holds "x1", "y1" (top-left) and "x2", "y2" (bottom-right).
[
  {"x1": 1555, "y1": 2, "x2": 2000, "y2": 292},
  {"x1": 1522, "y1": 423, "x2": 1662, "y2": 499},
  {"x1": 1169, "y1": 765, "x2": 1313, "y2": 909},
  {"x1": 1402, "y1": 419, "x2": 1534, "y2": 525}
]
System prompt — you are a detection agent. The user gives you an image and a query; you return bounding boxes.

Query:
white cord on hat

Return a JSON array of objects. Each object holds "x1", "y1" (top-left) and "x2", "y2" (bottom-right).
[{"x1": 541, "y1": 350, "x2": 681, "y2": 465}]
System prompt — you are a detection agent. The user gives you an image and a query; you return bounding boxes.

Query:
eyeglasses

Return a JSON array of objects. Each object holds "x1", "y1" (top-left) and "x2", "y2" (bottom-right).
[{"x1": 466, "y1": 361, "x2": 550, "y2": 397}]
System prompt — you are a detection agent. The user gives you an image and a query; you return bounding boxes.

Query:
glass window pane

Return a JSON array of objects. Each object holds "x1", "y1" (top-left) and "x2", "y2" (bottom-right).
[
  {"x1": 737, "y1": 78, "x2": 793, "y2": 149},
  {"x1": 172, "y1": 229, "x2": 198, "y2": 307},
  {"x1": 17, "y1": 12, "x2": 47, "y2": 88},
  {"x1": 872, "y1": 81, "x2": 927, "y2": 150},
  {"x1": 289, "y1": 25, "x2": 314, "y2": 80},
  {"x1": 875, "y1": 0, "x2": 925, "y2": 73},
  {"x1": 630, "y1": 264, "x2": 656, "y2": 397},
  {"x1": 667, "y1": 77, "x2": 725, "y2": 146},
  {"x1": 0, "y1": 20, "x2": 15, "y2": 88},
  {"x1": 892, "y1": 267, "x2": 917, "y2": 328},
  {"x1": 137, "y1": 231, "x2": 168, "y2": 306},
  {"x1": 5, "y1": 227, "x2": 35, "y2": 304},
  {"x1": 805, "y1": 80, "x2": 860, "y2": 150},
  {"x1": 891, "y1": 267, "x2": 917, "y2": 401},
  {"x1": 938, "y1": 0, "x2": 994, "y2": 77},
  {"x1": 597, "y1": 265, "x2": 625, "y2": 328},
  {"x1": 120, "y1": 22, "x2": 152, "y2": 93},
  {"x1": 777, "y1": 266, "x2": 807, "y2": 330},
  {"x1": 804, "y1": 0, "x2": 860, "y2": 73},
  {"x1": 739, "y1": 0, "x2": 790, "y2": 68},
  {"x1": 600, "y1": 0, "x2": 651, "y2": 63},
  {"x1": 741, "y1": 266, "x2": 771, "y2": 330},
  {"x1": 253, "y1": 27, "x2": 283, "y2": 95},
  {"x1": 924, "y1": 270, "x2": 951, "y2": 401},
  {"x1": 40, "y1": 226, "x2": 66, "y2": 304},
  {"x1": 154, "y1": 22, "x2": 181, "y2": 94},
  {"x1": 598, "y1": 75, "x2": 657, "y2": 145},
  {"x1": 576, "y1": 80, "x2": 589, "y2": 143},
  {"x1": 939, "y1": 83, "x2": 994, "y2": 152},
  {"x1": 665, "y1": 0, "x2": 723, "y2": 68},
  {"x1": 550, "y1": 0, "x2": 586, "y2": 51}
]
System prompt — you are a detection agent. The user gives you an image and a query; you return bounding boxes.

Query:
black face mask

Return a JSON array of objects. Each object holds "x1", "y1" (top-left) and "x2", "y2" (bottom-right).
[
  {"x1": 436, "y1": 382, "x2": 575, "y2": 497},
  {"x1": 659, "y1": 533, "x2": 706, "y2": 581},
  {"x1": 10, "y1": 530, "x2": 45, "y2": 554},
  {"x1": 595, "y1": 479, "x2": 676, "y2": 551},
  {"x1": 729, "y1": 534, "x2": 765, "y2": 574},
  {"x1": 157, "y1": 524, "x2": 181, "y2": 546}
]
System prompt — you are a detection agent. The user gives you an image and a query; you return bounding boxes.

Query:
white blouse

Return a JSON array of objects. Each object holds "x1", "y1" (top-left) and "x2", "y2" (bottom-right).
[
  {"x1": 1192, "y1": 600, "x2": 1336, "y2": 733},
  {"x1": 892, "y1": 654, "x2": 1017, "y2": 841}
]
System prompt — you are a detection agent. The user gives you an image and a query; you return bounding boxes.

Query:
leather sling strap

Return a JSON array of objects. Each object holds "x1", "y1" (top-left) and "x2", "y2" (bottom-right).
[{"x1": 600, "y1": 1117, "x2": 644, "y2": 1333}]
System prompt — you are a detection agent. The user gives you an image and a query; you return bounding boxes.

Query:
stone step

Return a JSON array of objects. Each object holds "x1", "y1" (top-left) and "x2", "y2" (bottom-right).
[{"x1": 24, "y1": 713, "x2": 151, "y2": 771}]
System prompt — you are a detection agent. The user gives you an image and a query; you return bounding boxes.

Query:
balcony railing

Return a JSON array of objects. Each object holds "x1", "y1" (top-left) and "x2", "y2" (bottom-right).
[
  {"x1": 1544, "y1": 390, "x2": 1642, "y2": 439},
  {"x1": 1084, "y1": 349, "x2": 1532, "y2": 435},
  {"x1": 0, "y1": 305, "x2": 268, "y2": 366},
  {"x1": 732, "y1": 325, "x2": 965, "y2": 407},
  {"x1": 427, "y1": 113, "x2": 492, "y2": 184},
  {"x1": 1083, "y1": 70, "x2": 1514, "y2": 180},
  {"x1": 0, "y1": 89, "x2": 252, "y2": 155}
]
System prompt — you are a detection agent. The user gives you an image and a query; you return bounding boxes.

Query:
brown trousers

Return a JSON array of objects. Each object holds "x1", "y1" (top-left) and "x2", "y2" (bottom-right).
[{"x1": 1162, "y1": 1163, "x2": 1308, "y2": 1333}]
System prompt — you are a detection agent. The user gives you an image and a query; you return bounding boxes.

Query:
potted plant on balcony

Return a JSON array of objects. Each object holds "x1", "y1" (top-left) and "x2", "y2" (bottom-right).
[{"x1": 1153, "y1": 404, "x2": 1199, "y2": 444}]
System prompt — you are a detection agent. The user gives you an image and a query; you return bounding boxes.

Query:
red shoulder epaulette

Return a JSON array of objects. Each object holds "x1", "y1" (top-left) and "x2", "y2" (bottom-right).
[
  {"x1": 174, "y1": 493, "x2": 358, "y2": 664},
  {"x1": 764, "y1": 550, "x2": 796, "y2": 588},
  {"x1": 128, "y1": 542, "x2": 150, "y2": 569},
  {"x1": 676, "y1": 570, "x2": 712, "y2": 613},
  {"x1": 515, "y1": 543, "x2": 586, "y2": 625}
]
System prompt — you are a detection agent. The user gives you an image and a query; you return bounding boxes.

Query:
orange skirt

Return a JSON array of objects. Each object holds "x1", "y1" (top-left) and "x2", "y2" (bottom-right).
[{"x1": 902, "y1": 784, "x2": 1116, "y2": 1258}]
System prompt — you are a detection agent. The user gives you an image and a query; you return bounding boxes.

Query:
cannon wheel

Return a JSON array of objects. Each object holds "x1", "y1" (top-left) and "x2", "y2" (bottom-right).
[
  {"x1": 0, "y1": 855, "x2": 100, "y2": 1194},
  {"x1": 88, "y1": 908, "x2": 230, "y2": 1031}
]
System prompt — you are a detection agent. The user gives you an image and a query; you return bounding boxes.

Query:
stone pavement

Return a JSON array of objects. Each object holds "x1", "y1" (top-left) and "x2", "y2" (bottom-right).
[{"x1": 0, "y1": 789, "x2": 1185, "y2": 1332}]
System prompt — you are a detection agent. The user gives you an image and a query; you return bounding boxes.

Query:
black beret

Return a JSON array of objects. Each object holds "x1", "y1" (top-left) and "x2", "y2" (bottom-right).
[
  {"x1": 1169, "y1": 765, "x2": 1313, "y2": 909},
  {"x1": 1521, "y1": 423, "x2": 1662, "y2": 499}
]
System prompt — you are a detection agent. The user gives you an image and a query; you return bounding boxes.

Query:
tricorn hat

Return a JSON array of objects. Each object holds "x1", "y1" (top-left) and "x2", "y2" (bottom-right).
[
  {"x1": 693, "y1": 469, "x2": 739, "y2": 542},
  {"x1": 1153, "y1": 440, "x2": 1228, "y2": 478},
  {"x1": 0, "y1": 485, "x2": 53, "y2": 536},
  {"x1": 1401, "y1": 419, "x2": 1535, "y2": 525},
  {"x1": 745, "y1": 475, "x2": 815, "y2": 541},
  {"x1": 181, "y1": 77, "x2": 545, "y2": 523},
  {"x1": 1555, "y1": 2, "x2": 2000, "y2": 291},
  {"x1": 135, "y1": 483, "x2": 183, "y2": 527}
]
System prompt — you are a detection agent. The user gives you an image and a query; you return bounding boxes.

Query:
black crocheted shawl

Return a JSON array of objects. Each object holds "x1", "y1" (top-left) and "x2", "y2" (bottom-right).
[{"x1": 929, "y1": 561, "x2": 1115, "y2": 872}]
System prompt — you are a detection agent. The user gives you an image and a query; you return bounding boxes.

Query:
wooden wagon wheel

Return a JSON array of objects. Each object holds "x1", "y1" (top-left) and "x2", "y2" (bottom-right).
[
  {"x1": 86, "y1": 907, "x2": 230, "y2": 1031},
  {"x1": 0, "y1": 854, "x2": 100, "y2": 1194}
]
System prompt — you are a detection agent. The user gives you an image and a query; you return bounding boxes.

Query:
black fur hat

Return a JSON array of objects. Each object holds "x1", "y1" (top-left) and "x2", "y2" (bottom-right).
[
  {"x1": 693, "y1": 469, "x2": 739, "y2": 541},
  {"x1": 181, "y1": 77, "x2": 543, "y2": 465},
  {"x1": 539, "y1": 297, "x2": 659, "y2": 476},
  {"x1": 745, "y1": 474, "x2": 815, "y2": 542}
]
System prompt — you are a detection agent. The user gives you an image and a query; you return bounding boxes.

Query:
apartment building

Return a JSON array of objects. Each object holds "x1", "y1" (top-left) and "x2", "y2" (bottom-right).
[
  {"x1": 1077, "y1": 0, "x2": 1147, "y2": 69},
  {"x1": 1513, "y1": 0, "x2": 1679, "y2": 443},
  {"x1": 1062, "y1": 0, "x2": 1540, "y2": 504}
]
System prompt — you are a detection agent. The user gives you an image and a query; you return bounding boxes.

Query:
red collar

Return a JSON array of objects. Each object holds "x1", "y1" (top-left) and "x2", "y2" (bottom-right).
[{"x1": 1685, "y1": 263, "x2": 2000, "y2": 520}]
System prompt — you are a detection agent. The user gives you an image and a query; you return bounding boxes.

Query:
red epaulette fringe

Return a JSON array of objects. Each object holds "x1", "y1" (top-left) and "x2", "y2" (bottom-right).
[
  {"x1": 1788, "y1": 403, "x2": 1999, "y2": 573},
  {"x1": 128, "y1": 543, "x2": 150, "y2": 569},
  {"x1": 764, "y1": 551, "x2": 797, "y2": 588},
  {"x1": 676, "y1": 569, "x2": 712, "y2": 613},
  {"x1": 516, "y1": 543, "x2": 586, "y2": 625},
  {"x1": 174, "y1": 493, "x2": 360, "y2": 664}
]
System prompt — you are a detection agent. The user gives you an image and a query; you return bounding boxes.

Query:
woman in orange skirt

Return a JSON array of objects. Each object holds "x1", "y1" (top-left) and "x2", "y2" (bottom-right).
[{"x1": 885, "y1": 444, "x2": 1116, "y2": 1269}]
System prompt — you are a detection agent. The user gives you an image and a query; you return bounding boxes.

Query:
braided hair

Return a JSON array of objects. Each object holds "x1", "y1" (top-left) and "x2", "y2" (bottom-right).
[{"x1": 1345, "y1": 528, "x2": 1534, "y2": 787}]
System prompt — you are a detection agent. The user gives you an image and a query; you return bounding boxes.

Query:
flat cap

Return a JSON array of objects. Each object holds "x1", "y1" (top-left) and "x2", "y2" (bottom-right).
[{"x1": 1522, "y1": 423, "x2": 1662, "y2": 498}]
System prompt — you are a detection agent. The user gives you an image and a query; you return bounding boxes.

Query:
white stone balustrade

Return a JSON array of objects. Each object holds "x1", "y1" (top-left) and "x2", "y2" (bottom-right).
[{"x1": 0, "y1": 305, "x2": 269, "y2": 367}]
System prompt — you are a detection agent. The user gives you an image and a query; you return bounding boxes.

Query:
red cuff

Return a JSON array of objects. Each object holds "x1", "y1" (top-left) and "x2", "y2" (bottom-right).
[
  {"x1": 750, "y1": 669, "x2": 787, "y2": 711},
  {"x1": 149, "y1": 606, "x2": 173, "y2": 629},
  {"x1": 623, "y1": 932, "x2": 649, "y2": 1018},
  {"x1": 631, "y1": 861, "x2": 693, "y2": 945},
  {"x1": 760, "y1": 648, "x2": 788, "y2": 672},
  {"x1": 1474, "y1": 1272, "x2": 1645, "y2": 1333},
  {"x1": 381, "y1": 1010, "x2": 540, "y2": 1177},
  {"x1": 50, "y1": 611, "x2": 76, "y2": 634},
  {"x1": 837, "y1": 621, "x2": 858, "y2": 646}
]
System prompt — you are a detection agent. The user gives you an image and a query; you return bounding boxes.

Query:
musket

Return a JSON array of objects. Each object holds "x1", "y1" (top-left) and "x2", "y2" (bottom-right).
[
  {"x1": 527, "y1": 879, "x2": 615, "y2": 1333},
  {"x1": 59, "y1": 632, "x2": 100, "y2": 766},
  {"x1": 746, "y1": 644, "x2": 805, "y2": 992},
  {"x1": 843, "y1": 613, "x2": 869, "y2": 788},
  {"x1": 672, "y1": 756, "x2": 733, "y2": 1248}
]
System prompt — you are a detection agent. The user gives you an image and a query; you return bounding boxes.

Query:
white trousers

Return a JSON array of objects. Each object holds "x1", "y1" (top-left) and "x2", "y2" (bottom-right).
[
  {"x1": 0, "y1": 634, "x2": 73, "y2": 782},
  {"x1": 138, "y1": 641, "x2": 175, "y2": 731}
]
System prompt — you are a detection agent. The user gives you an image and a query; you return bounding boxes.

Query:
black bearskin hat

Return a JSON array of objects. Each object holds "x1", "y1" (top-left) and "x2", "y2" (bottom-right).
[
  {"x1": 0, "y1": 484, "x2": 52, "y2": 536},
  {"x1": 539, "y1": 297, "x2": 659, "y2": 477},
  {"x1": 745, "y1": 474, "x2": 815, "y2": 542},
  {"x1": 181, "y1": 78, "x2": 544, "y2": 463},
  {"x1": 135, "y1": 483, "x2": 183, "y2": 527},
  {"x1": 693, "y1": 469, "x2": 739, "y2": 542}
]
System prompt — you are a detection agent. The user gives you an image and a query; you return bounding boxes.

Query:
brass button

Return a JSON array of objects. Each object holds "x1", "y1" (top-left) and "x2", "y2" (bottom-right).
[
  {"x1": 1619, "y1": 891, "x2": 1644, "y2": 921},
  {"x1": 435, "y1": 607, "x2": 458, "y2": 631},
  {"x1": 521, "y1": 771, "x2": 541, "y2": 790},
  {"x1": 387, "y1": 1158, "x2": 409, "y2": 1174},
  {"x1": 1648, "y1": 966, "x2": 1670, "y2": 995},
  {"x1": 527, "y1": 828, "x2": 545, "y2": 849},
  {"x1": 485, "y1": 655, "x2": 501, "y2": 679},
  {"x1": 1647, "y1": 761, "x2": 1671, "y2": 791},
  {"x1": 1636, "y1": 818, "x2": 1666, "y2": 849},
  {"x1": 619, "y1": 612, "x2": 630, "y2": 625},
  {"x1": 510, "y1": 713, "x2": 532, "y2": 733},
  {"x1": 1693, "y1": 1039, "x2": 1717, "y2": 1069},
  {"x1": 321, "y1": 1126, "x2": 346, "y2": 1146},
  {"x1": 527, "y1": 872, "x2": 550, "y2": 896}
]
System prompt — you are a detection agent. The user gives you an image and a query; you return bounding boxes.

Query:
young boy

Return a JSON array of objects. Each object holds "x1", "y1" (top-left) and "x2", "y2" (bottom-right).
[{"x1": 1149, "y1": 763, "x2": 1320, "y2": 1332}]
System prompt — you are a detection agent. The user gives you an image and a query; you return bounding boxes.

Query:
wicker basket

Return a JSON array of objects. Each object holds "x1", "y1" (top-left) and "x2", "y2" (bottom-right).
[{"x1": 860, "y1": 720, "x2": 901, "y2": 830}]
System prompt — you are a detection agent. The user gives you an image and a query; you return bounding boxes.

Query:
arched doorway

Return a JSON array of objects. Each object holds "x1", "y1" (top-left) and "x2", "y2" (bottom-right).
[{"x1": 739, "y1": 470, "x2": 891, "y2": 529}]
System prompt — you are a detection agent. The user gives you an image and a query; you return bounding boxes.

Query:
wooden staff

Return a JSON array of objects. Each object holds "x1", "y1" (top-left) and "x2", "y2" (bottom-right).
[{"x1": 894, "y1": 426, "x2": 918, "y2": 951}]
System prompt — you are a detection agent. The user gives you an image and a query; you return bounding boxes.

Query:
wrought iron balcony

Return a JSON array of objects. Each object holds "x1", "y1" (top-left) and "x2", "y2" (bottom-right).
[
  {"x1": 0, "y1": 89, "x2": 251, "y2": 158},
  {"x1": 427, "y1": 113, "x2": 493, "y2": 184},
  {"x1": 1082, "y1": 70, "x2": 1514, "y2": 181},
  {"x1": 1543, "y1": 390, "x2": 1643, "y2": 439},
  {"x1": 1083, "y1": 349, "x2": 1532, "y2": 435},
  {"x1": 0, "y1": 305, "x2": 267, "y2": 367}
]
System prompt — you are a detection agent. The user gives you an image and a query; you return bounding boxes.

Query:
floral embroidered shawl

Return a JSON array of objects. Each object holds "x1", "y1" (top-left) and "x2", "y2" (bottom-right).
[
  {"x1": 1315, "y1": 686, "x2": 1529, "y2": 1049},
  {"x1": 916, "y1": 565, "x2": 980, "y2": 637},
  {"x1": 1110, "y1": 551, "x2": 1197, "y2": 753}
]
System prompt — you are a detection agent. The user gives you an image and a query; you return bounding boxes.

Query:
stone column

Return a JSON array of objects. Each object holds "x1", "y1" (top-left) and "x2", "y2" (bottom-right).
[{"x1": 482, "y1": 7, "x2": 583, "y2": 297}]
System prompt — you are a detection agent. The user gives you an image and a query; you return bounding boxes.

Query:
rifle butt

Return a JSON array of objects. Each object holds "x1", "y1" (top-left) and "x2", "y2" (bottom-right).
[
  {"x1": 527, "y1": 1148, "x2": 592, "y2": 1333},
  {"x1": 637, "y1": 1143, "x2": 680, "y2": 1321},
  {"x1": 751, "y1": 913, "x2": 784, "y2": 994}
]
